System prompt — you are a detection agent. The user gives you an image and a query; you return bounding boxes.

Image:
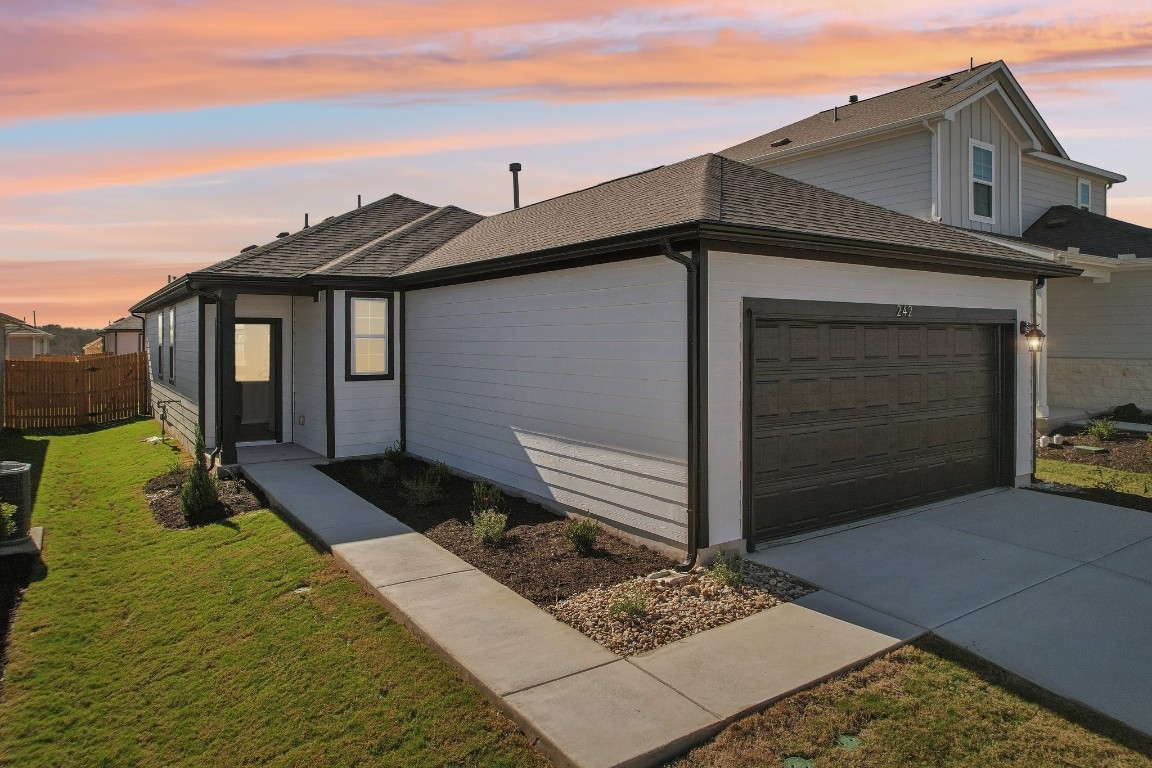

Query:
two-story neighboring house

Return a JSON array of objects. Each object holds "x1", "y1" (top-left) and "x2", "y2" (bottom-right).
[{"x1": 720, "y1": 60, "x2": 1152, "y2": 426}]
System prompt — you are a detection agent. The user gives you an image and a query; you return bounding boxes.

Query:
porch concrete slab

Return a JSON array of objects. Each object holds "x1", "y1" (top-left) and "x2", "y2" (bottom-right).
[
  {"x1": 332, "y1": 532, "x2": 474, "y2": 590},
  {"x1": 793, "y1": 590, "x2": 923, "y2": 642},
  {"x1": 749, "y1": 516, "x2": 1078, "y2": 628},
  {"x1": 916, "y1": 489, "x2": 1152, "y2": 562},
  {"x1": 236, "y1": 443, "x2": 325, "y2": 464},
  {"x1": 503, "y1": 660, "x2": 719, "y2": 768},
  {"x1": 1094, "y1": 536, "x2": 1152, "y2": 584},
  {"x1": 242, "y1": 459, "x2": 394, "y2": 535},
  {"x1": 630, "y1": 602, "x2": 907, "y2": 721},
  {"x1": 378, "y1": 569, "x2": 617, "y2": 697},
  {"x1": 937, "y1": 565, "x2": 1152, "y2": 736}
]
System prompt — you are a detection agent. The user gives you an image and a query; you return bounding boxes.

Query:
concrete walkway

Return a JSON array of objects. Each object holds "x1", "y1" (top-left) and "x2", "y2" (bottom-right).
[
  {"x1": 750, "y1": 489, "x2": 1152, "y2": 737},
  {"x1": 241, "y1": 454, "x2": 917, "y2": 768}
]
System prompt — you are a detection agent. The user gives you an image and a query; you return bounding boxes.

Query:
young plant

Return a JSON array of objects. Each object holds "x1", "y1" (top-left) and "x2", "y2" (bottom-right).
[
  {"x1": 709, "y1": 549, "x2": 746, "y2": 587},
  {"x1": 360, "y1": 458, "x2": 398, "y2": 486},
  {"x1": 426, "y1": 461, "x2": 454, "y2": 487},
  {"x1": 471, "y1": 508, "x2": 508, "y2": 546},
  {"x1": 1084, "y1": 418, "x2": 1118, "y2": 441},
  {"x1": 565, "y1": 518, "x2": 600, "y2": 555},
  {"x1": 471, "y1": 481, "x2": 505, "y2": 515},
  {"x1": 180, "y1": 425, "x2": 219, "y2": 525},
  {"x1": 608, "y1": 588, "x2": 648, "y2": 621},
  {"x1": 381, "y1": 440, "x2": 404, "y2": 464},
  {"x1": 400, "y1": 470, "x2": 444, "y2": 506},
  {"x1": 0, "y1": 501, "x2": 18, "y2": 540}
]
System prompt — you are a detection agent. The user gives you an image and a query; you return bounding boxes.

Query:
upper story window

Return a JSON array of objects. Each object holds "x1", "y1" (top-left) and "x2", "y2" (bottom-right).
[
  {"x1": 346, "y1": 292, "x2": 393, "y2": 381},
  {"x1": 969, "y1": 140, "x2": 994, "y2": 223},
  {"x1": 1078, "y1": 178, "x2": 1092, "y2": 211}
]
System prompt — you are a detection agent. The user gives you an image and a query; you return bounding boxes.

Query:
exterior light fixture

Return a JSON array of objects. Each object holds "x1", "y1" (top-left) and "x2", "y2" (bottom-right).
[{"x1": 1020, "y1": 321, "x2": 1045, "y2": 352}]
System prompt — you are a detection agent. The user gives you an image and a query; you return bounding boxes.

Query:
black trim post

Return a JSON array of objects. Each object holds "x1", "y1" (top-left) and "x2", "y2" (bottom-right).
[
  {"x1": 325, "y1": 288, "x2": 336, "y2": 459},
  {"x1": 217, "y1": 289, "x2": 238, "y2": 465},
  {"x1": 398, "y1": 289, "x2": 407, "y2": 452}
]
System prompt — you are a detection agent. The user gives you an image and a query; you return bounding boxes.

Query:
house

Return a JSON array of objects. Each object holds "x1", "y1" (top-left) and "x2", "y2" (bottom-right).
[
  {"x1": 83, "y1": 338, "x2": 105, "y2": 356},
  {"x1": 2, "y1": 317, "x2": 53, "y2": 359},
  {"x1": 719, "y1": 60, "x2": 1143, "y2": 424},
  {"x1": 131, "y1": 154, "x2": 1073, "y2": 556},
  {"x1": 0, "y1": 312, "x2": 27, "y2": 426},
  {"x1": 97, "y1": 316, "x2": 145, "y2": 355}
]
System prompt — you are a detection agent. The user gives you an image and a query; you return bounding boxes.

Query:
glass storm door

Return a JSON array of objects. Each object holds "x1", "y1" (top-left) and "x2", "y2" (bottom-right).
[{"x1": 234, "y1": 320, "x2": 281, "y2": 443}]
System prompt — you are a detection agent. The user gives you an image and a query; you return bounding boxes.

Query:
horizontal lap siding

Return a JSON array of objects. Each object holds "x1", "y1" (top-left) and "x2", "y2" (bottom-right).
[
  {"x1": 1047, "y1": 272, "x2": 1152, "y2": 359},
  {"x1": 707, "y1": 250, "x2": 1033, "y2": 547},
  {"x1": 145, "y1": 298, "x2": 200, "y2": 451},
  {"x1": 405, "y1": 257, "x2": 689, "y2": 546},
  {"x1": 291, "y1": 295, "x2": 327, "y2": 455},
  {"x1": 332, "y1": 289, "x2": 400, "y2": 458},
  {"x1": 766, "y1": 130, "x2": 932, "y2": 220}
]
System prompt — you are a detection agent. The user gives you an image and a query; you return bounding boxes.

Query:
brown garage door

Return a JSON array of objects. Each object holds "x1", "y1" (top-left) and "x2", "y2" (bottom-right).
[{"x1": 747, "y1": 303, "x2": 1011, "y2": 543}]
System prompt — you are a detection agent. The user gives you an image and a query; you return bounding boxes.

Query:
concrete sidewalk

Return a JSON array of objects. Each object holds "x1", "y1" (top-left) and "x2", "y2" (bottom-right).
[{"x1": 242, "y1": 456, "x2": 917, "y2": 768}]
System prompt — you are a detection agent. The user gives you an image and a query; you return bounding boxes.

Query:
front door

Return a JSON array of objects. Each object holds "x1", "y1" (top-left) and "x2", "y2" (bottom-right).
[{"x1": 234, "y1": 319, "x2": 281, "y2": 444}]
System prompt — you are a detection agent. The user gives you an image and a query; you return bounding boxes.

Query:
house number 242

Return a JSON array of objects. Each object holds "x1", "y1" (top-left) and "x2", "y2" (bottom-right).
[{"x1": 895, "y1": 305, "x2": 913, "y2": 317}]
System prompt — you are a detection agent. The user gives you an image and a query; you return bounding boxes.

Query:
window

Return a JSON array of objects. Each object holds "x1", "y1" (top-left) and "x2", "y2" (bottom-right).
[
  {"x1": 167, "y1": 308, "x2": 175, "y2": 383},
  {"x1": 346, "y1": 292, "x2": 393, "y2": 380},
  {"x1": 1078, "y1": 178, "x2": 1092, "y2": 211},
  {"x1": 970, "y1": 140, "x2": 994, "y2": 223},
  {"x1": 155, "y1": 313, "x2": 164, "y2": 379}
]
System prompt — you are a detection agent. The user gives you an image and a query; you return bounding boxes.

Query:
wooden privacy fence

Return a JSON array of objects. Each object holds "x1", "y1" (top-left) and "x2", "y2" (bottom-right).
[{"x1": 3, "y1": 351, "x2": 150, "y2": 429}]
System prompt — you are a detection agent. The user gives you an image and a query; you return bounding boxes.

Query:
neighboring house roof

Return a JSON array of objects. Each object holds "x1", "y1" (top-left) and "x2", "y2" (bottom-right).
[
  {"x1": 1022, "y1": 206, "x2": 1152, "y2": 259},
  {"x1": 399, "y1": 154, "x2": 1065, "y2": 277},
  {"x1": 719, "y1": 62, "x2": 1000, "y2": 163},
  {"x1": 199, "y1": 193, "x2": 480, "y2": 279},
  {"x1": 3, "y1": 319, "x2": 53, "y2": 338},
  {"x1": 100, "y1": 316, "x2": 143, "y2": 333},
  {"x1": 0, "y1": 312, "x2": 24, "y2": 329}
]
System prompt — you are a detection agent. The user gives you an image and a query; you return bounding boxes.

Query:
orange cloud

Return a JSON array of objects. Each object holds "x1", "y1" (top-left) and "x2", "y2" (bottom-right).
[{"x1": 2, "y1": 3, "x2": 1150, "y2": 121}]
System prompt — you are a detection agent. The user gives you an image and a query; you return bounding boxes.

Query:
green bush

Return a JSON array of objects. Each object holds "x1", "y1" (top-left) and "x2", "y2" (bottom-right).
[
  {"x1": 360, "y1": 458, "x2": 399, "y2": 486},
  {"x1": 1084, "y1": 418, "x2": 1118, "y2": 441},
  {"x1": 608, "y1": 588, "x2": 648, "y2": 620},
  {"x1": 381, "y1": 440, "x2": 404, "y2": 464},
  {"x1": 471, "y1": 481, "x2": 505, "y2": 515},
  {"x1": 427, "y1": 461, "x2": 454, "y2": 487},
  {"x1": 400, "y1": 471, "x2": 444, "y2": 506},
  {"x1": 471, "y1": 508, "x2": 508, "y2": 546},
  {"x1": 709, "y1": 549, "x2": 746, "y2": 587},
  {"x1": 564, "y1": 518, "x2": 600, "y2": 555},
  {"x1": 180, "y1": 426, "x2": 219, "y2": 525},
  {"x1": 0, "y1": 501, "x2": 18, "y2": 540}
]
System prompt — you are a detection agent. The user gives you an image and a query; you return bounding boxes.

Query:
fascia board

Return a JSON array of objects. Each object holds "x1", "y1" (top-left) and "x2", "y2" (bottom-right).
[
  {"x1": 741, "y1": 116, "x2": 938, "y2": 166},
  {"x1": 1023, "y1": 152, "x2": 1127, "y2": 184}
]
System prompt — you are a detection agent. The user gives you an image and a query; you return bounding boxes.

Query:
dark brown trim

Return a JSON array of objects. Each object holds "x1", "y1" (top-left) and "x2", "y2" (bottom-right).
[
  {"x1": 217, "y1": 290, "x2": 238, "y2": 465},
  {"x1": 998, "y1": 321, "x2": 1018, "y2": 487},
  {"x1": 742, "y1": 297, "x2": 1017, "y2": 325},
  {"x1": 741, "y1": 303, "x2": 755, "y2": 553},
  {"x1": 325, "y1": 288, "x2": 336, "y2": 460},
  {"x1": 234, "y1": 317, "x2": 284, "y2": 443},
  {"x1": 398, "y1": 289, "x2": 407, "y2": 452},
  {"x1": 344, "y1": 291, "x2": 395, "y2": 381}
]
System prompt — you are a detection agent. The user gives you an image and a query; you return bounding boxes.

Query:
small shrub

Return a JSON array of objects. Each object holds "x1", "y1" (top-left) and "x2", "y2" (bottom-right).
[
  {"x1": 709, "y1": 549, "x2": 746, "y2": 587},
  {"x1": 381, "y1": 440, "x2": 403, "y2": 464},
  {"x1": 565, "y1": 518, "x2": 600, "y2": 555},
  {"x1": 426, "y1": 461, "x2": 453, "y2": 487},
  {"x1": 360, "y1": 458, "x2": 399, "y2": 486},
  {"x1": 471, "y1": 481, "x2": 505, "y2": 515},
  {"x1": 400, "y1": 471, "x2": 444, "y2": 506},
  {"x1": 471, "y1": 508, "x2": 508, "y2": 546},
  {"x1": 0, "y1": 502, "x2": 18, "y2": 540},
  {"x1": 180, "y1": 425, "x2": 219, "y2": 524},
  {"x1": 1084, "y1": 418, "x2": 1118, "y2": 441},
  {"x1": 608, "y1": 588, "x2": 648, "y2": 620}
]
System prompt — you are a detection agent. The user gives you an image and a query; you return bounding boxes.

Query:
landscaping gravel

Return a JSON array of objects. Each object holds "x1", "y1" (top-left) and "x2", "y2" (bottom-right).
[{"x1": 548, "y1": 562, "x2": 815, "y2": 657}]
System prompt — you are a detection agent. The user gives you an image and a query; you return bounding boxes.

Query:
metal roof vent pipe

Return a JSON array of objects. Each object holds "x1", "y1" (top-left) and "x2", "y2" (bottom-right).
[
  {"x1": 509, "y1": 162, "x2": 522, "y2": 209},
  {"x1": 849, "y1": 94, "x2": 858, "y2": 104}
]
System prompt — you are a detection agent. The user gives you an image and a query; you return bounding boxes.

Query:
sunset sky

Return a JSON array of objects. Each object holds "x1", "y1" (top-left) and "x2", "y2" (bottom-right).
[{"x1": 2, "y1": 0, "x2": 1150, "y2": 328}]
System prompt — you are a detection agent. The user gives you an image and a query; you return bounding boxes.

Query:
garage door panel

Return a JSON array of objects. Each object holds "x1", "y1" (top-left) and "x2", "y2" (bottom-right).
[{"x1": 750, "y1": 316, "x2": 1004, "y2": 542}]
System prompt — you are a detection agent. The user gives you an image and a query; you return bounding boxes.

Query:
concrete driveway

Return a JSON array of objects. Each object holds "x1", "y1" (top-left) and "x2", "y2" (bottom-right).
[{"x1": 748, "y1": 488, "x2": 1152, "y2": 736}]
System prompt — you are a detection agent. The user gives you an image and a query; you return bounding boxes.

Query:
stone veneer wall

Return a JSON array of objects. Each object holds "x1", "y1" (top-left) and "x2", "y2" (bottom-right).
[{"x1": 1048, "y1": 357, "x2": 1152, "y2": 413}]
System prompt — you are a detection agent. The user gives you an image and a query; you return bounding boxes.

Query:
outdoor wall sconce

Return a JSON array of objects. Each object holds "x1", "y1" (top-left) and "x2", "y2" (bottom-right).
[{"x1": 1020, "y1": 321, "x2": 1045, "y2": 352}]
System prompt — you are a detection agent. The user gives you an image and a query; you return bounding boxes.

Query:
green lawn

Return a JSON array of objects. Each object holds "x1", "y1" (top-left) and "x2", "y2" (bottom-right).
[
  {"x1": 0, "y1": 419, "x2": 545, "y2": 768},
  {"x1": 1037, "y1": 458, "x2": 1152, "y2": 499}
]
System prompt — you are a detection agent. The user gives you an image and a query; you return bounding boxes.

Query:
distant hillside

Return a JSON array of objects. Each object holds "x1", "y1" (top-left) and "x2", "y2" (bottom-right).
[{"x1": 40, "y1": 324, "x2": 100, "y2": 355}]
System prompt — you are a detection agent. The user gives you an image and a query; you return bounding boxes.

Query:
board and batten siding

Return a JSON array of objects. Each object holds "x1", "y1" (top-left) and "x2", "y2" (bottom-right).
[
  {"x1": 144, "y1": 297, "x2": 200, "y2": 451},
  {"x1": 405, "y1": 257, "x2": 689, "y2": 546},
  {"x1": 706, "y1": 250, "x2": 1034, "y2": 548},
  {"x1": 937, "y1": 98, "x2": 1022, "y2": 236},
  {"x1": 331, "y1": 289, "x2": 401, "y2": 458},
  {"x1": 763, "y1": 129, "x2": 933, "y2": 221},
  {"x1": 291, "y1": 294, "x2": 328, "y2": 456}
]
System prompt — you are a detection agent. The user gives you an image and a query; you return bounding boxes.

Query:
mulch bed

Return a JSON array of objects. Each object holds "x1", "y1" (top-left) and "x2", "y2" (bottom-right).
[
  {"x1": 320, "y1": 458, "x2": 677, "y2": 606},
  {"x1": 1037, "y1": 430, "x2": 1152, "y2": 474},
  {"x1": 144, "y1": 467, "x2": 267, "y2": 529}
]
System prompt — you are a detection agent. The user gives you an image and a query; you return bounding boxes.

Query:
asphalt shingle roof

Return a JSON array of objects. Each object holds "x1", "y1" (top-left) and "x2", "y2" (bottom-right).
[
  {"x1": 719, "y1": 63, "x2": 998, "y2": 163},
  {"x1": 1023, "y1": 206, "x2": 1152, "y2": 259},
  {"x1": 101, "y1": 316, "x2": 143, "y2": 332},
  {"x1": 399, "y1": 153, "x2": 1056, "y2": 276},
  {"x1": 311, "y1": 206, "x2": 483, "y2": 277}
]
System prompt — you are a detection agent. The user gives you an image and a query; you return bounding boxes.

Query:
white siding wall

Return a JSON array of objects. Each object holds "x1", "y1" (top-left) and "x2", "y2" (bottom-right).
[
  {"x1": 1022, "y1": 160, "x2": 1077, "y2": 230},
  {"x1": 291, "y1": 294, "x2": 328, "y2": 456},
  {"x1": 937, "y1": 98, "x2": 1023, "y2": 235},
  {"x1": 1046, "y1": 272, "x2": 1152, "y2": 359},
  {"x1": 235, "y1": 294, "x2": 294, "y2": 443},
  {"x1": 707, "y1": 250, "x2": 1034, "y2": 547},
  {"x1": 202, "y1": 303, "x2": 216, "y2": 450},
  {"x1": 764, "y1": 130, "x2": 933, "y2": 220},
  {"x1": 144, "y1": 298, "x2": 201, "y2": 451},
  {"x1": 331, "y1": 289, "x2": 401, "y2": 458},
  {"x1": 108, "y1": 331, "x2": 142, "y2": 355},
  {"x1": 405, "y1": 257, "x2": 689, "y2": 546}
]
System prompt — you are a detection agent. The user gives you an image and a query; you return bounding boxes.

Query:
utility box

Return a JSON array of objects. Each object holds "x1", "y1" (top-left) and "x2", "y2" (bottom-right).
[{"x1": 0, "y1": 461, "x2": 33, "y2": 549}]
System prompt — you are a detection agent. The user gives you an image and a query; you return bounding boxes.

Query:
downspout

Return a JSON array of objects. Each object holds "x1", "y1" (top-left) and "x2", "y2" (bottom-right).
[{"x1": 661, "y1": 240, "x2": 700, "y2": 570}]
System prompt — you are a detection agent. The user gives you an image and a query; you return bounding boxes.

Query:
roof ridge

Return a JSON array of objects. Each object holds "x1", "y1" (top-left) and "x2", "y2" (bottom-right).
[{"x1": 310, "y1": 205, "x2": 454, "y2": 275}]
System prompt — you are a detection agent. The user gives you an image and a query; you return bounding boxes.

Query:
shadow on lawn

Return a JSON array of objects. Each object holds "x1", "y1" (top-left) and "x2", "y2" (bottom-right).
[{"x1": 0, "y1": 551, "x2": 47, "y2": 676}]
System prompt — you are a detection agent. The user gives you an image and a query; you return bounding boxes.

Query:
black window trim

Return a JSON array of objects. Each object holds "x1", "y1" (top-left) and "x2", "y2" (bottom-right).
[{"x1": 345, "y1": 291, "x2": 395, "y2": 382}]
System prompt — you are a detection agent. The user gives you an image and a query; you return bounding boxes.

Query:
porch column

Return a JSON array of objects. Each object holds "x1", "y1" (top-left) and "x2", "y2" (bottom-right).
[{"x1": 218, "y1": 289, "x2": 238, "y2": 465}]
